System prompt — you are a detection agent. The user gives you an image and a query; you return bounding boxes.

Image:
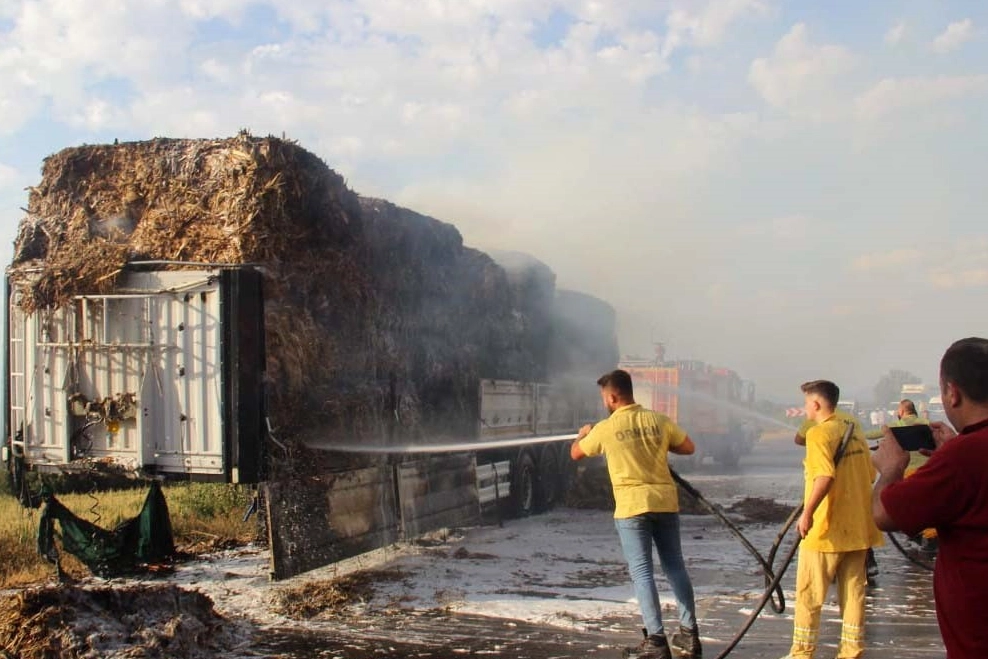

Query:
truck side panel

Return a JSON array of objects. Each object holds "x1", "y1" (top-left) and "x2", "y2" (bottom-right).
[
  {"x1": 5, "y1": 269, "x2": 264, "y2": 481},
  {"x1": 478, "y1": 380, "x2": 537, "y2": 439},
  {"x1": 263, "y1": 465, "x2": 400, "y2": 580},
  {"x1": 398, "y1": 454, "x2": 479, "y2": 538}
]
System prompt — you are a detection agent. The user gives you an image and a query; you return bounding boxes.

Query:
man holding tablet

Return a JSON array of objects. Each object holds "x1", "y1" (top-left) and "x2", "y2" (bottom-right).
[{"x1": 873, "y1": 337, "x2": 988, "y2": 659}]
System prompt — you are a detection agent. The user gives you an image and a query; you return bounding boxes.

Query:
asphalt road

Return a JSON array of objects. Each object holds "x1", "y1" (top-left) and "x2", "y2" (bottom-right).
[{"x1": 248, "y1": 433, "x2": 945, "y2": 659}]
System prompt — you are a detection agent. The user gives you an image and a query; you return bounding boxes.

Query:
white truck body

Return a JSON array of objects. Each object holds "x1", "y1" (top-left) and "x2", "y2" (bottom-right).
[{"x1": 6, "y1": 268, "x2": 265, "y2": 482}]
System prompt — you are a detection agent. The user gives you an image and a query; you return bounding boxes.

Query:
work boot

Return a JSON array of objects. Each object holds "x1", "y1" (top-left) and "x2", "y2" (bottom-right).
[
  {"x1": 622, "y1": 628, "x2": 672, "y2": 659},
  {"x1": 866, "y1": 549, "x2": 880, "y2": 588},
  {"x1": 671, "y1": 624, "x2": 703, "y2": 658}
]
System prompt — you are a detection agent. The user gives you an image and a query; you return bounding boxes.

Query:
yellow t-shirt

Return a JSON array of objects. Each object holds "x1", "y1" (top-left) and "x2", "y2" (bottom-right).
[
  {"x1": 578, "y1": 403, "x2": 687, "y2": 519},
  {"x1": 802, "y1": 414, "x2": 883, "y2": 552},
  {"x1": 798, "y1": 408, "x2": 859, "y2": 438}
]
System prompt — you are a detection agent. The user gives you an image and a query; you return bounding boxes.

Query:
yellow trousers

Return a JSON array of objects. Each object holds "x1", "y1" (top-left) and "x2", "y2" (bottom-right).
[{"x1": 789, "y1": 548, "x2": 867, "y2": 658}]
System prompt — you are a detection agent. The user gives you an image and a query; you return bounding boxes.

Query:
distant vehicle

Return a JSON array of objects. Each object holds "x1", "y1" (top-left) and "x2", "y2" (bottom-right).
[
  {"x1": 927, "y1": 396, "x2": 947, "y2": 423},
  {"x1": 619, "y1": 357, "x2": 755, "y2": 468},
  {"x1": 837, "y1": 400, "x2": 857, "y2": 415}
]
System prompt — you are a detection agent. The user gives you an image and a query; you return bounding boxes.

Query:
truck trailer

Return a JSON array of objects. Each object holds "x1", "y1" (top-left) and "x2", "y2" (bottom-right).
[
  {"x1": 4, "y1": 136, "x2": 619, "y2": 579},
  {"x1": 4, "y1": 265, "x2": 599, "y2": 578}
]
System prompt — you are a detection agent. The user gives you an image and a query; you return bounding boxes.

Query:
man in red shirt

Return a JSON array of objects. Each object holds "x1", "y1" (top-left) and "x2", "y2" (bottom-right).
[{"x1": 872, "y1": 337, "x2": 988, "y2": 658}]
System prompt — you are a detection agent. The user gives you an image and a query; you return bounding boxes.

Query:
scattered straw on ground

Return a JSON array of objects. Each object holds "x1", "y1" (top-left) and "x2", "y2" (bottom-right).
[
  {"x1": 451, "y1": 547, "x2": 498, "y2": 560},
  {"x1": 273, "y1": 569, "x2": 408, "y2": 619},
  {"x1": 0, "y1": 584, "x2": 249, "y2": 659},
  {"x1": 726, "y1": 497, "x2": 795, "y2": 524}
]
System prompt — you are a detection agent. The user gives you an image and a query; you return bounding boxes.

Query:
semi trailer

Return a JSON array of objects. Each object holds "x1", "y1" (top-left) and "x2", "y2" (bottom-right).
[{"x1": 4, "y1": 264, "x2": 600, "y2": 577}]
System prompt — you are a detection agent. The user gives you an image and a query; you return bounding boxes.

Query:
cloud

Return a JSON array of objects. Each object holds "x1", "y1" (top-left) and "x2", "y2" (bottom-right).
[
  {"x1": 736, "y1": 214, "x2": 812, "y2": 241},
  {"x1": 664, "y1": 0, "x2": 767, "y2": 56},
  {"x1": 931, "y1": 18, "x2": 975, "y2": 54},
  {"x1": 930, "y1": 269, "x2": 988, "y2": 290},
  {"x1": 0, "y1": 163, "x2": 19, "y2": 185},
  {"x1": 851, "y1": 248, "x2": 923, "y2": 273},
  {"x1": 927, "y1": 239, "x2": 988, "y2": 290},
  {"x1": 0, "y1": 0, "x2": 986, "y2": 401},
  {"x1": 855, "y1": 74, "x2": 988, "y2": 121},
  {"x1": 849, "y1": 238, "x2": 988, "y2": 297},
  {"x1": 0, "y1": 165, "x2": 25, "y2": 198},
  {"x1": 884, "y1": 22, "x2": 907, "y2": 47},
  {"x1": 748, "y1": 23, "x2": 856, "y2": 119},
  {"x1": 0, "y1": 1, "x2": 196, "y2": 134},
  {"x1": 831, "y1": 303, "x2": 857, "y2": 317}
]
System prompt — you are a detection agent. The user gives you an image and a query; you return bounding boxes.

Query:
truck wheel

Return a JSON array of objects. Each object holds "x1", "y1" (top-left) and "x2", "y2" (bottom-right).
[
  {"x1": 716, "y1": 443, "x2": 740, "y2": 468},
  {"x1": 557, "y1": 443, "x2": 578, "y2": 499},
  {"x1": 537, "y1": 444, "x2": 560, "y2": 511},
  {"x1": 512, "y1": 451, "x2": 537, "y2": 517},
  {"x1": 674, "y1": 444, "x2": 704, "y2": 472}
]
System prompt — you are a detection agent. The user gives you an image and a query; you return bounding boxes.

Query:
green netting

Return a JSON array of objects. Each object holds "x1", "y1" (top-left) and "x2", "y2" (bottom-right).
[{"x1": 37, "y1": 480, "x2": 175, "y2": 578}]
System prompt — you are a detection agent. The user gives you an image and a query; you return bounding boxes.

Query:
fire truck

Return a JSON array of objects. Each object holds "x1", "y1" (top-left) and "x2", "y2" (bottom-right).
[{"x1": 619, "y1": 352, "x2": 757, "y2": 467}]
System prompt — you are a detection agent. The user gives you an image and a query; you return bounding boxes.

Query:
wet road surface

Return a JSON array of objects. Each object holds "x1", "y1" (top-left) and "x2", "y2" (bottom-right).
[{"x1": 247, "y1": 434, "x2": 944, "y2": 658}]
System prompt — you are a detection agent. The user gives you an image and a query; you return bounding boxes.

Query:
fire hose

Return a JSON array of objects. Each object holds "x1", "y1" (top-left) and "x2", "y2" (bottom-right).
[
  {"x1": 670, "y1": 469, "x2": 800, "y2": 658},
  {"x1": 668, "y1": 420, "x2": 857, "y2": 658}
]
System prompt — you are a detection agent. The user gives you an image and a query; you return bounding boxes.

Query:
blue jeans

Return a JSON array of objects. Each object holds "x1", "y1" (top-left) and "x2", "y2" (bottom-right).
[{"x1": 615, "y1": 512, "x2": 697, "y2": 636}]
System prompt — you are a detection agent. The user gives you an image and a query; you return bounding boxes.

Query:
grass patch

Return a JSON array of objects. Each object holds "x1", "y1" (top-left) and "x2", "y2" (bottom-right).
[
  {"x1": 0, "y1": 499, "x2": 49, "y2": 587},
  {"x1": 0, "y1": 483, "x2": 261, "y2": 588}
]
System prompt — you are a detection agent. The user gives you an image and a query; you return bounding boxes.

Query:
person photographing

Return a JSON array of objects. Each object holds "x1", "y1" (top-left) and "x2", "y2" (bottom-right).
[
  {"x1": 571, "y1": 369, "x2": 701, "y2": 659},
  {"x1": 872, "y1": 337, "x2": 988, "y2": 659}
]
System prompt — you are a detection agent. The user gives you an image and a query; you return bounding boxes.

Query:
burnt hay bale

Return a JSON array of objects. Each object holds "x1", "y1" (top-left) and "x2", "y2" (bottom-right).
[{"x1": 9, "y1": 136, "x2": 561, "y2": 469}]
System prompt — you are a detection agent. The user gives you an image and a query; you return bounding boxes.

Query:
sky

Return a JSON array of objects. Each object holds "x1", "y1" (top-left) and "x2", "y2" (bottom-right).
[{"x1": 1, "y1": 0, "x2": 986, "y2": 402}]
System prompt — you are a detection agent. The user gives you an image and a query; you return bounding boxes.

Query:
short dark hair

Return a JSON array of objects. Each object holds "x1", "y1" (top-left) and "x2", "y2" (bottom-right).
[
  {"x1": 597, "y1": 369, "x2": 634, "y2": 399},
  {"x1": 941, "y1": 338, "x2": 988, "y2": 403},
  {"x1": 900, "y1": 399, "x2": 918, "y2": 415},
  {"x1": 801, "y1": 380, "x2": 840, "y2": 409}
]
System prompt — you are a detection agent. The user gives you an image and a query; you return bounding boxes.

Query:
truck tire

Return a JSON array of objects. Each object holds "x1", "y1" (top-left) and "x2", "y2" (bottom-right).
[
  {"x1": 673, "y1": 445, "x2": 703, "y2": 473},
  {"x1": 536, "y1": 444, "x2": 561, "y2": 511},
  {"x1": 511, "y1": 450, "x2": 537, "y2": 517},
  {"x1": 714, "y1": 440, "x2": 740, "y2": 468},
  {"x1": 556, "y1": 442, "x2": 578, "y2": 500}
]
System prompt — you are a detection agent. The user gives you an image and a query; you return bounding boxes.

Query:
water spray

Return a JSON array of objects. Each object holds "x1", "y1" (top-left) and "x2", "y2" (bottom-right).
[
  {"x1": 302, "y1": 393, "x2": 837, "y2": 657},
  {"x1": 305, "y1": 432, "x2": 579, "y2": 454}
]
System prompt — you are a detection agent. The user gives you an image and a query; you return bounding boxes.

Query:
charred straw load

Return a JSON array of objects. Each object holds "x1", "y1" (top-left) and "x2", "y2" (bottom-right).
[{"x1": 10, "y1": 134, "x2": 606, "y2": 462}]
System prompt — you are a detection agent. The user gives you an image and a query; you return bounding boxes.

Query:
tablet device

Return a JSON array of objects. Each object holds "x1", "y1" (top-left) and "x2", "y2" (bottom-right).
[{"x1": 889, "y1": 424, "x2": 936, "y2": 452}]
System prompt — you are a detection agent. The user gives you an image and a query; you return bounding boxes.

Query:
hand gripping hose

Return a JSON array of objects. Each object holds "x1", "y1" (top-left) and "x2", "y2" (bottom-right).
[{"x1": 672, "y1": 420, "x2": 857, "y2": 658}]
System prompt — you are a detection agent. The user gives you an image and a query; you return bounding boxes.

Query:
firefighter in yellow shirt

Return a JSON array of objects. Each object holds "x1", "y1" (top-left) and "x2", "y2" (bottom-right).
[
  {"x1": 796, "y1": 406, "x2": 882, "y2": 586},
  {"x1": 571, "y1": 369, "x2": 701, "y2": 659},
  {"x1": 782, "y1": 381, "x2": 883, "y2": 659}
]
